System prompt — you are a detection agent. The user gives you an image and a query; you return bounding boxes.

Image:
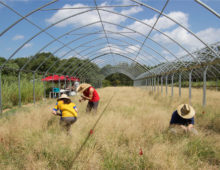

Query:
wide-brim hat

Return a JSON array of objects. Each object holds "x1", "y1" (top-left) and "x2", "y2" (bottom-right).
[
  {"x1": 177, "y1": 104, "x2": 195, "y2": 119},
  {"x1": 57, "y1": 94, "x2": 70, "y2": 101},
  {"x1": 76, "y1": 83, "x2": 91, "y2": 93}
]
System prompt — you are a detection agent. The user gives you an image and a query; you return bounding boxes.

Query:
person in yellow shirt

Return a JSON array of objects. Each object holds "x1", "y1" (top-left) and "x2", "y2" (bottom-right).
[{"x1": 52, "y1": 94, "x2": 78, "y2": 133}]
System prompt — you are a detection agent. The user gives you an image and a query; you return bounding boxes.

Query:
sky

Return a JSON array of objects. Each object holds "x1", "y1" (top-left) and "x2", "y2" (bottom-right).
[{"x1": 0, "y1": 0, "x2": 220, "y2": 67}]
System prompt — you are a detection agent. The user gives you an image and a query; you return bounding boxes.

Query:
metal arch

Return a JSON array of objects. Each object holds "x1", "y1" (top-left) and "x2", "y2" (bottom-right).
[
  {"x1": 63, "y1": 37, "x2": 169, "y2": 76},
  {"x1": 133, "y1": 0, "x2": 170, "y2": 61},
  {"x1": 130, "y1": 0, "x2": 220, "y2": 59},
  {"x1": 0, "y1": 0, "x2": 218, "y2": 78},
  {"x1": 102, "y1": 65, "x2": 142, "y2": 79},
  {"x1": 1, "y1": 2, "x2": 200, "y2": 72},
  {"x1": 0, "y1": 0, "x2": 58, "y2": 36},
  {"x1": 70, "y1": 52, "x2": 149, "y2": 77},
  {"x1": 64, "y1": 44, "x2": 156, "y2": 78},
  {"x1": 40, "y1": 4, "x2": 141, "y2": 11},
  {"x1": 64, "y1": 37, "x2": 162, "y2": 72},
  {"x1": 55, "y1": 21, "x2": 179, "y2": 75},
  {"x1": 72, "y1": 52, "x2": 147, "y2": 79},
  {"x1": 135, "y1": 41, "x2": 220, "y2": 80},
  {"x1": 76, "y1": 52, "x2": 145, "y2": 79},
  {"x1": 78, "y1": 63, "x2": 143, "y2": 82},
  {"x1": 195, "y1": 0, "x2": 220, "y2": 19},
  {"x1": 61, "y1": 44, "x2": 154, "y2": 76},
  {"x1": 104, "y1": 30, "x2": 188, "y2": 68},
  {"x1": 99, "y1": 10, "x2": 201, "y2": 64},
  {"x1": 78, "y1": 62, "x2": 139, "y2": 82},
  {"x1": 0, "y1": 8, "x2": 97, "y2": 69},
  {"x1": 102, "y1": 67, "x2": 136, "y2": 80},
  {"x1": 20, "y1": 22, "x2": 102, "y2": 72},
  {"x1": 93, "y1": 0, "x2": 117, "y2": 68},
  {"x1": 1, "y1": 2, "x2": 200, "y2": 74},
  {"x1": 37, "y1": 30, "x2": 103, "y2": 73},
  {"x1": 44, "y1": 36, "x2": 107, "y2": 75},
  {"x1": 60, "y1": 22, "x2": 184, "y2": 76},
  {"x1": 54, "y1": 38, "x2": 155, "y2": 76}
]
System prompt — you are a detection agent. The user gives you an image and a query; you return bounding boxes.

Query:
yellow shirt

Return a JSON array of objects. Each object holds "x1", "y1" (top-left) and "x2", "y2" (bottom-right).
[{"x1": 53, "y1": 100, "x2": 77, "y2": 117}]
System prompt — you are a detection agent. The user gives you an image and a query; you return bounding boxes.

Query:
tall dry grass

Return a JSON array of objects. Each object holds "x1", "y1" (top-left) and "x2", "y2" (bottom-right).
[{"x1": 0, "y1": 86, "x2": 219, "y2": 170}]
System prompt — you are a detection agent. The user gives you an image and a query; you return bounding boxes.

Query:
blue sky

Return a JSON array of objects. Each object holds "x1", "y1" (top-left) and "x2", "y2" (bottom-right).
[{"x1": 0, "y1": 0, "x2": 220, "y2": 67}]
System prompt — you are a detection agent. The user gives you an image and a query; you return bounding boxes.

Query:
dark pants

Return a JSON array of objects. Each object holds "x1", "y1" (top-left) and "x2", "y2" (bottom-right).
[
  {"x1": 60, "y1": 117, "x2": 77, "y2": 133},
  {"x1": 86, "y1": 101, "x2": 99, "y2": 113}
]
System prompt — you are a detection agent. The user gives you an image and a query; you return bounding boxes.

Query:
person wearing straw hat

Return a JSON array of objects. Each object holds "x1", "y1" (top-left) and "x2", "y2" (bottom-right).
[
  {"x1": 52, "y1": 94, "x2": 78, "y2": 134},
  {"x1": 77, "y1": 83, "x2": 100, "y2": 113},
  {"x1": 169, "y1": 104, "x2": 198, "y2": 135}
]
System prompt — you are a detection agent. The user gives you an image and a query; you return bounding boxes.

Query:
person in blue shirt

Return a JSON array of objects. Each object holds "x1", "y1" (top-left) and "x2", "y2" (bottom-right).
[{"x1": 169, "y1": 104, "x2": 198, "y2": 135}]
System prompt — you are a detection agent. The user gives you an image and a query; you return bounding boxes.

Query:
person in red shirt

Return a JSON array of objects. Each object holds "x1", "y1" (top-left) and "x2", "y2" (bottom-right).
[{"x1": 77, "y1": 83, "x2": 100, "y2": 113}]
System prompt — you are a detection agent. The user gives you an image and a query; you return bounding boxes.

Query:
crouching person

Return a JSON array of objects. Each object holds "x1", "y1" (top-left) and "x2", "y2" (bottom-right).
[
  {"x1": 52, "y1": 94, "x2": 78, "y2": 135},
  {"x1": 169, "y1": 104, "x2": 198, "y2": 135}
]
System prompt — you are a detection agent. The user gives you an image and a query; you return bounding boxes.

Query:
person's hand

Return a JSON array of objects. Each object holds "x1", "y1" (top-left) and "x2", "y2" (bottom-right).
[
  {"x1": 180, "y1": 125, "x2": 188, "y2": 132},
  {"x1": 79, "y1": 99, "x2": 82, "y2": 103},
  {"x1": 52, "y1": 111, "x2": 57, "y2": 115}
]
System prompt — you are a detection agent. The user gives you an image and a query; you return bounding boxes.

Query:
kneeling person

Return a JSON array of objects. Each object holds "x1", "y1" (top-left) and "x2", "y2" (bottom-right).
[{"x1": 169, "y1": 104, "x2": 198, "y2": 135}]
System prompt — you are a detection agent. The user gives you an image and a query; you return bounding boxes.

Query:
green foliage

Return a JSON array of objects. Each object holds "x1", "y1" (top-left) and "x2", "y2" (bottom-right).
[
  {"x1": 103, "y1": 73, "x2": 133, "y2": 87},
  {"x1": 1, "y1": 77, "x2": 44, "y2": 109},
  {"x1": 185, "y1": 138, "x2": 220, "y2": 165}
]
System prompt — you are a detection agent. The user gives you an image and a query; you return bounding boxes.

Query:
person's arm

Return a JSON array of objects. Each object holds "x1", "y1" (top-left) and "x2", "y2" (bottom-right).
[
  {"x1": 187, "y1": 117, "x2": 194, "y2": 130},
  {"x1": 74, "y1": 105, "x2": 78, "y2": 113},
  {"x1": 52, "y1": 102, "x2": 61, "y2": 116},
  {"x1": 80, "y1": 88, "x2": 94, "y2": 101}
]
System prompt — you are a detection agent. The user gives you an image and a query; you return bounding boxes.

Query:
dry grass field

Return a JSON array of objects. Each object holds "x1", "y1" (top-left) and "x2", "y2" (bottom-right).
[{"x1": 0, "y1": 86, "x2": 219, "y2": 170}]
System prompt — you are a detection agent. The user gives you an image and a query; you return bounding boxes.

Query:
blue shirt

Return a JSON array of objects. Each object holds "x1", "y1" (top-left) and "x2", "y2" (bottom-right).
[{"x1": 170, "y1": 110, "x2": 194, "y2": 125}]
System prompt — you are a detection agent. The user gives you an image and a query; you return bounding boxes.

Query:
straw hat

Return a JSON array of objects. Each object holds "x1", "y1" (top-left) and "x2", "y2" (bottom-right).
[
  {"x1": 57, "y1": 94, "x2": 70, "y2": 101},
  {"x1": 76, "y1": 83, "x2": 91, "y2": 93},
  {"x1": 177, "y1": 104, "x2": 195, "y2": 119}
]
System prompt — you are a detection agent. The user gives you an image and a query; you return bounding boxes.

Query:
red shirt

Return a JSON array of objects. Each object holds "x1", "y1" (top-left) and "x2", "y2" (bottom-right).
[{"x1": 83, "y1": 87, "x2": 100, "y2": 102}]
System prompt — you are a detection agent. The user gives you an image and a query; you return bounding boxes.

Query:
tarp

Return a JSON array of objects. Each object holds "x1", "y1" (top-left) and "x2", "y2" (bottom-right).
[{"x1": 41, "y1": 75, "x2": 80, "y2": 82}]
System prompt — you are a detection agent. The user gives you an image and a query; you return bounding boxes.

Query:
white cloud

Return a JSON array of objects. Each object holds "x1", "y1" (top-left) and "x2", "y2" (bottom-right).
[
  {"x1": 46, "y1": 2, "x2": 143, "y2": 28},
  {"x1": 98, "y1": 44, "x2": 140, "y2": 56},
  {"x1": 121, "y1": 6, "x2": 143, "y2": 16},
  {"x1": 152, "y1": 27, "x2": 220, "y2": 51},
  {"x1": 46, "y1": 4, "x2": 99, "y2": 27},
  {"x1": 23, "y1": 43, "x2": 32, "y2": 48},
  {"x1": 124, "y1": 11, "x2": 189, "y2": 35},
  {"x1": 12, "y1": 34, "x2": 24, "y2": 40},
  {"x1": 196, "y1": 28, "x2": 220, "y2": 44}
]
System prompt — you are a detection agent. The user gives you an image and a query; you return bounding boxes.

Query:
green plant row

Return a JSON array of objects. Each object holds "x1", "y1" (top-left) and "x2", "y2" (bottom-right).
[{"x1": 2, "y1": 77, "x2": 44, "y2": 110}]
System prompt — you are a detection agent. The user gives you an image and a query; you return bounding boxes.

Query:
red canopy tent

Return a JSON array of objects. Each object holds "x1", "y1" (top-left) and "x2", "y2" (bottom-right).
[{"x1": 41, "y1": 75, "x2": 80, "y2": 82}]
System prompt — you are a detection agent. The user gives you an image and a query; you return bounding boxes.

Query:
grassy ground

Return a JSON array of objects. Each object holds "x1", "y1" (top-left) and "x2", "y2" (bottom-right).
[{"x1": 0, "y1": 87, "x2": 219, "y2": 170}]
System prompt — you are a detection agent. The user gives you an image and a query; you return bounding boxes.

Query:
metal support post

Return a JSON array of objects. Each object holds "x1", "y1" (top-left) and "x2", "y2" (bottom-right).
[
  {"x1": 171, "y1": 74, "x2": 174, "y2": 97},
  {"x1": 0, "y1": 71, "x2": 2, "y2": 115},
  {"x1": 157, "y1": 77, "x2": 159, "y2": 92},
  {"x1": 43, "y1": 75, "x2": 46, "y2": 99},
  {"x1": 161, "y1": 76, "x2": 163, "y2": 94},
  {"x1": 33, "y1": 72, "x2": 36, "y2": 104},
  {"x1": 151, "y1": 78, "x2": 153, "y2": 91},
  {"x1": 154, "y1": 77, "x2": 156, "y2": 92},
  {"x1": 59, "y1": 78, "x2": 61, "y2": 97},
  {"x1": 166, "y1": 75, "x2": 168, "y2": 96},
  {"x1": 189, "y1": 70, "x2": 192, "y2": 104},
  {"x1": 179, "y1": 73, "x2": 182, "y2": 97},
  {"x1": 65, "y1": 76, "x2": 67, "y2": 89},
  {"x1": 18, "y1": 72, "x2": 21, "y2": 107},
  {"x1": 203, "y1": 67, "x2": 208, "y2": 106}
]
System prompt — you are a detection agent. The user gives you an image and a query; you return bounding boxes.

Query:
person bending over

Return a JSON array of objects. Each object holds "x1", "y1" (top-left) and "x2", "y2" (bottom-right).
[
  {"x1": 52, "y1": 94, "x2": 78, "y2": 134},
  {"x1": 77, "y1": 83, "x2": 100, "y2": 113}
]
